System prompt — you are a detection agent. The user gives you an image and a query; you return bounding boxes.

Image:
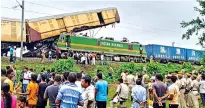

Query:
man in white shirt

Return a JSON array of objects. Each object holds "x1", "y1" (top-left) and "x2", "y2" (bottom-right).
[
  {"x1": 81, "y1": 75, "x2": 95, "y2": 108},
  {"x1": 81, "y1": 54, "x2": 86, "y2": 68},
  {"x1": 100, "y1": 53, "x2": 104, "y2": 65},
  {"x1": 121, "y1": 70, "x2": 128, "y2": 83},
  {"x1": 126, "y1": 72, "x2": 136, "y2": 91},
  {"x1": 75, "y1": 73, "x2": 84, "y2": 93},
  {"x1": 110, "y1": 79, "x2": 129, "y2": 108},
  {"x1": 22, "y1": 67, "x2": 31, "y2": 93}
]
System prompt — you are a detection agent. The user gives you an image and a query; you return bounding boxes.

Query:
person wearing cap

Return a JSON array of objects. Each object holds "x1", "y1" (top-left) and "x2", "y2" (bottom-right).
[
  {"x1": 176, "y1": 74, "x2": 186, "y2": 108},
  {"x1": 185, "y1": 73, "x2": 195, "y2": 108},
  {"x1": 191, "y1": 75, "x2": 199, "y2": 108}
]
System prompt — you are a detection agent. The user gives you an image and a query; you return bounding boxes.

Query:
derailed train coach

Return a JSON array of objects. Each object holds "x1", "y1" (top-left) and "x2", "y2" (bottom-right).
[
  {"x1": 1, "y1": 7, "x2": 120, "y2": 55},
  {"x1": 26, "y1": 7, "x2": 120, "y2": 42},
  {"x1": 145, "y1": 44, "x2": 204, "y2": 64}
]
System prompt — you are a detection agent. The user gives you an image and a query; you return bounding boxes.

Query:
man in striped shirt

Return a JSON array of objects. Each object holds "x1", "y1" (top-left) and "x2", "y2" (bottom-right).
[{"x1": 56, "y1": 72, "x2": 84, "y2": 108}]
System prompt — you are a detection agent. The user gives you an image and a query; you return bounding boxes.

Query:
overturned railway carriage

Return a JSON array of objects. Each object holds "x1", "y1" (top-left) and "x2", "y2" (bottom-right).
[
  {"x1": 57, "y1": 33, "x2": 147, "y2": 62},
  {"x1": 1, "y1": 7, "x2": 120, "y2": 55}
]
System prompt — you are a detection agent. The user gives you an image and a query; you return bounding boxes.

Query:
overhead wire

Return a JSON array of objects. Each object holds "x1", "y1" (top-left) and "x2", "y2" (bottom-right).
[
  {"x1": 24, "y1": 1, "x2": 68, "y2": 12},
  {"x1": 116, "y1": 25, "x2": 174, "y2": 36},
  {"x1": 121, "y1": 22, "x2": 179, "y2": 33},
  {"x1": 1, "y1": 6, "x2": 52, "y2": 15}
]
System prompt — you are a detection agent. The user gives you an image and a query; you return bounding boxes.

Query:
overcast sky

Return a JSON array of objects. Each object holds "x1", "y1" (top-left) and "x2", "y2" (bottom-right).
[{"x1": 1, "y1": 0, "x2": 202, "y2": 50}]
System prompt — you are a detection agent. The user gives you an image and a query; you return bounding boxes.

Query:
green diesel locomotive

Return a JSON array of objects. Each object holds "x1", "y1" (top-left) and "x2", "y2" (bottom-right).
[{"x1": 57, "y1": 33, "x2": 146, "y2": 62}]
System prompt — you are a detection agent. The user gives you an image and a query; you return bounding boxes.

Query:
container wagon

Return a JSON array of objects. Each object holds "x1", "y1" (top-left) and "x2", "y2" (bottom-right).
[
  {"x1": 145, "y1": 44, "x2": 171, "y2": 63},
  {"x1": 186, "y1": 49, "x2": 203, "y2": 64}
]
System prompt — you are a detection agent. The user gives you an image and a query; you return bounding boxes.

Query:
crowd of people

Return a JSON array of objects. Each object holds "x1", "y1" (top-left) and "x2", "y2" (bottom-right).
[
  {"x1": 120, "y1": 70, "x2": 205, "y2": 108},
  {"x1": 1, "y1": 66, "x2": 109, "y2": 108},
  {"x1": 2, "y1": 64, "x2": 205, "y2": 108}
]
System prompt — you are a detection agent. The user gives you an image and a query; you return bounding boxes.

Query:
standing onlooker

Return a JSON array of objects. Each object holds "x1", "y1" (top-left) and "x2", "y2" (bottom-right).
[
  {"x1": 10, "y1": 46, "x2": 14, "y2": 63},
  {"x1": 126, "y1": 71, "x2": 136, "y2": 91},
  {"x1": 81, "y1": 54, "x2": 86, "y2": 68},
  {"x1": 1, "y1": 83, "x2": 17, "y2": 108},
  {"x1": 131, "y1": 79, "x2": 146, "y2": 108},
  {"x1": 95, "y1": 73, "x2": 108, "y2": 108},
  {"x1": 135, "y1": 71, "x2": 140, "y2": 80},
  {"x1": 75, "y1": 52, "x2": 80, "y2": 64},
  {"x1": 110, "y1": 79, "x2": 129, "y2": 108},
  {"x1": 93, "y1": 70, "x2": 103, "y2": 84},
  {"x1": 176, "y1": 74, "x2": 186, "y2": 108},
  {"x1": 48, "y1": 50, "x2": 52, "y2": 61},
  {"x1": 191, "y1": 75, "x2": 200, "y2": 108},
  {"x1": 19, "y1": 74, "x2": 39, "y2": 108},
  {"x1": 166, "y1": 75, "x2": 172, "y2": 87},
  {"x1": 85, "y1": 52, "x2": 88, "y2": 65},
  {"x1": 81, "y1": 71, "x2": 86, "y2": 78},
  {"x1": 142, "y1": 70, "x2": 150, "y2": 86},
  {"x1": 168, "y1": 75, "x2": 180, "y2": 108},
  {"x1": 37, "y1": 74, "x2": 48, "y2": 108},
  {"x1": 92, "y1": 52, "x2": 96, "y2": 65},
  {"x1": 81, "y1": 75, "x2": 95, "y2": 108},
  {"x1": 44, "y1": 75, "x2": 61, "y2": 108},
  {"x1": 13, "y1": 47, "x2": 17, "y2": 63},
  {"x1": 152, "y1": 74, "x2": 169, "y2": 108},
  {"x1": 59, "y1": 72, "x2": 70, "y2": 89},
  {"x1": 4, "y1": 69, "x2": 15, "y2": 94},
  {"x1": 185, "y1": 73, "x2": 196, "y2": 107},
  {"x1": 121, "y1": 70, "x2": 128, "y2": 83},
  {"x1": 56, "y1": 47, "x2": 61, "y2": 60},
  {"x1": 41, "y1": 48, "x2": 46, "y2": 63},
  {"x1": 56, "y1": 73, "x2": 84, "y2": 107},
  {"x1": 75, "y1": 73, "x2": 84, "y2": 93},
  {"x1": 199, "y1": 74, "x2": 205, "y2": 108},
  {"x1": 100, "y1": 53, "x2": 105, "y2": 65},
  {"x1": 12, "y1": 65, "x2": 17, "y2": 86},
  {"x1": 22, "y1": 67, "x2": 31, "y2": 93}
]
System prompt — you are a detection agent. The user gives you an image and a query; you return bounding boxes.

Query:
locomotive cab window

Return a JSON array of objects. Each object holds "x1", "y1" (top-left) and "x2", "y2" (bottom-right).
[
  {"x1": 97, "y1": 12, "x2": 105, "y2": 24},
  {"x1": 128, "y1": 44, "x2": 133, "y2": 50}
]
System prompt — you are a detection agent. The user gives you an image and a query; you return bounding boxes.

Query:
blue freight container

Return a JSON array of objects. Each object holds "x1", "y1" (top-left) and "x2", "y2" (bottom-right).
[
  {"x1": 145, "y1": 44, "x2": 171, "y2": 60},
  {"x1": 186, "y1": 49, "x2": 204, "y2": 62},
  {"x1": 170, "y1": 47, "x2": 186, "y2": 61}
]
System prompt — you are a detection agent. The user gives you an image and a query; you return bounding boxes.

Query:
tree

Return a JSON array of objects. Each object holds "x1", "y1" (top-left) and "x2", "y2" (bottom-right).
[{"x1": 181, "y1": 0, "x2": 205, "y2": 47}]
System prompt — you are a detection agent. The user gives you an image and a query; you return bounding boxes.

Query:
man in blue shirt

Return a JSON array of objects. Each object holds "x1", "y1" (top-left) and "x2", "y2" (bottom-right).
[
  {"x1": 56, "y1": 72, "x2": 84, "y2": 108},
  {"x1": 95, "y1": 72, "x2": 108, "y2": 108},
  {"x1": 132, "y1": 79, "x2": 146, "y2": 108},
  {"x1": 9, "y1": 46, "x2": 14, "y2": 63}
]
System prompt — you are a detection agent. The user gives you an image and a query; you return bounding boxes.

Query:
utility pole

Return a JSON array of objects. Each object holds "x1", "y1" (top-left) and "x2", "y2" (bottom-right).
[{"x1": 20, "y1": 0, "x2": 24, "y2": 60}]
